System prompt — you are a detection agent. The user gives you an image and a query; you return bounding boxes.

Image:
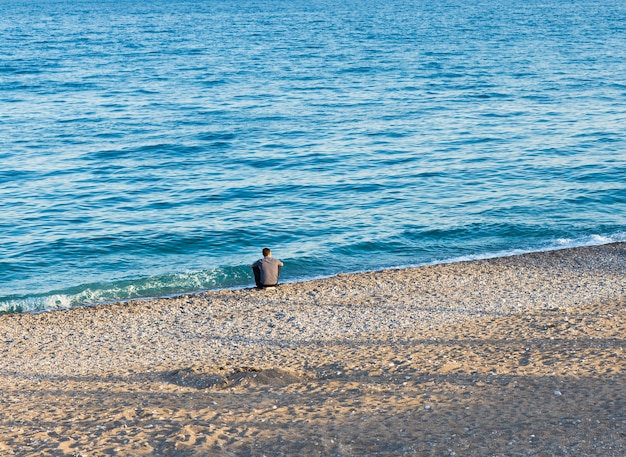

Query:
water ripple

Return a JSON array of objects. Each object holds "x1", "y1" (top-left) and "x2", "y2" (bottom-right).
[{"x1": 1, "y1": 0, "x2": 626, "y2": 311}]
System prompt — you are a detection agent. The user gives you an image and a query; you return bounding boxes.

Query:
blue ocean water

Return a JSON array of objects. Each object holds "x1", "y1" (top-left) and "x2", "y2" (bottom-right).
[{"x1": 1, "y1": 0, "x2": 625, "y2": 313}]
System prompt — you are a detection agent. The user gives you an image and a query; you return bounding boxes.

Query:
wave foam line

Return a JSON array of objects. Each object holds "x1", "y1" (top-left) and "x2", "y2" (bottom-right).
[
  {"x1": 2, "y1": 232, "x2": 625, "y2": 315},
  {"x1": 430, "y1": 232, "x2": 626, "y2": 266},
  {"x1": 0, "y1": 266, "x2": 253, "y2": 314}
]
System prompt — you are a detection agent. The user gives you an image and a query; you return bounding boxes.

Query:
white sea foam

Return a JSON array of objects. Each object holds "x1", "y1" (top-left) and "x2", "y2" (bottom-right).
[{"x1": 432, "y1": 233, "x2": 626, "y2": 267}]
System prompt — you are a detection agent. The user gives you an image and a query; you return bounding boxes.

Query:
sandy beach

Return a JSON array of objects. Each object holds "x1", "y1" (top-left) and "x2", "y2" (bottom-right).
[{"x1": 0, "y1": 243, "x2": 624, "y2": 456}]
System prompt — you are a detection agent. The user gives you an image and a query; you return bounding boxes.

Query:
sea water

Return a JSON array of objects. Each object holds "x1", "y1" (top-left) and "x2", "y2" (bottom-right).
[{"x1": 1, "y1": 0, "x2": 625, "y2": 313}]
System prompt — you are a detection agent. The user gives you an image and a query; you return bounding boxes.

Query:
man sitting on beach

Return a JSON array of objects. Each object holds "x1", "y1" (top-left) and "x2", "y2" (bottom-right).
[{"x1": 251, "y1": 248, "x2": 283, "y2": 288}]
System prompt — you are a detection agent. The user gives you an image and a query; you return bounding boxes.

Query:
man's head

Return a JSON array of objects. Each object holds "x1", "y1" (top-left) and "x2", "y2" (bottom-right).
[{"x1": 262, "y1": 247, "x2": 271, "y2": 257}]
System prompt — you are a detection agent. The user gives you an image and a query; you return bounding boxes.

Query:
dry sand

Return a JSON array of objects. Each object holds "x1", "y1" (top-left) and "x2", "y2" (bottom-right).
[{"x1": 0, "y1": 243, "x2": 624, "y2": 456}]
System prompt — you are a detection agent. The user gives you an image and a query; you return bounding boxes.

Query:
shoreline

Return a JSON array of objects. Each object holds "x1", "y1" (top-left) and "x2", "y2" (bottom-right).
[
  {"x1": 4, "y1": 238, "x2": 625, "y2": 315},
  {"x1": 1, "y1": 243, "x2": 624, "y2": 456}
]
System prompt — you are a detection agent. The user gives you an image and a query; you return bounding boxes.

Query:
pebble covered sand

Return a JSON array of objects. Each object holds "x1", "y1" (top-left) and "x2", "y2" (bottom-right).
[{"x1": 0, "y1": 243, "x2": 624, "y2": 456}]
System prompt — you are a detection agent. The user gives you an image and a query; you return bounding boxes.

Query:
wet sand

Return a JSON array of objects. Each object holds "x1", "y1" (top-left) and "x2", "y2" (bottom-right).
[{"x1": 0, "y1": 243, "x2": 624, "y2": 456}]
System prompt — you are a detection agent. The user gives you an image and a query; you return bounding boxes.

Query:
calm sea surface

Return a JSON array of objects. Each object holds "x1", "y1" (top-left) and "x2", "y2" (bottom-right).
[{"x1": 1, "y1": 0, "x2": 625, "y2": 313}]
